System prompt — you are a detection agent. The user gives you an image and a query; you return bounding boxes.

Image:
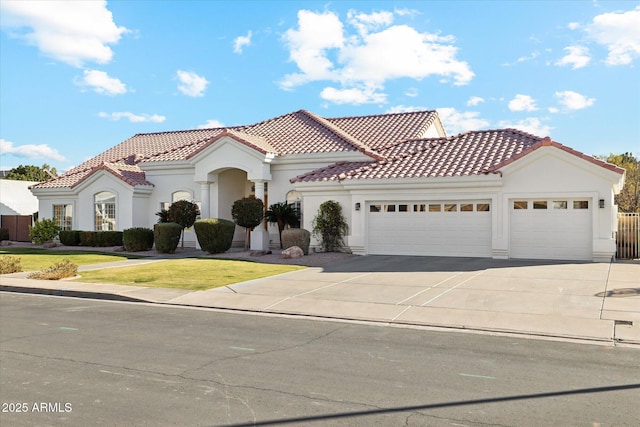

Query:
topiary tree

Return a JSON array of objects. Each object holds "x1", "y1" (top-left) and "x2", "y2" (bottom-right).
[
  {"x1": 167, "y1": 200, "x2": 200, "y2": 248},
  {"x1": 231, "y1": 196, "x2": 264, "y2": 249},
  {"x1": 265, "y1": 202, "x2": 300, "y2": 248},
  {"x1": 312, "y1": 200, "x2": 348, "y2": 252}
]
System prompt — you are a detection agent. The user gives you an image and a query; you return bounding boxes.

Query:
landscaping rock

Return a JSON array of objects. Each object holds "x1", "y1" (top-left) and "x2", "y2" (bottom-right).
[{"x1": 282, "y1": 246, "x2": 304, "y2": 259}]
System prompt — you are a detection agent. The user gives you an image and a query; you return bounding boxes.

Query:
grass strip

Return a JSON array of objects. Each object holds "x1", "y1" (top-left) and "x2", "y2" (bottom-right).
[
  {"x1": 0, "y1": 247, "x2": 146, "y2": 272},
  {"x1": 73, "y1": 258, "x2": 304, "y2": 290}
]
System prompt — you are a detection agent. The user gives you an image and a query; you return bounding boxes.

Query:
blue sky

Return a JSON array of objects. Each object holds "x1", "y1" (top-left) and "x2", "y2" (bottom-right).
[{"x1": 1, "y1": 0, "x2": 639, "y2": 172}]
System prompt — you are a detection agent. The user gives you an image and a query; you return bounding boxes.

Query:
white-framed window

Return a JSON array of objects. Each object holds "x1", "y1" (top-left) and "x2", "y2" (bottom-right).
[
  {"x1": 53, "y1": 204, "x2": 73, "y2": 230},
  {"x1": 94, "y1": 191, "x2": 116, "y2": 231},
  {"x1": 286, "y1": 190, "x2": 302, "y2": 227}
]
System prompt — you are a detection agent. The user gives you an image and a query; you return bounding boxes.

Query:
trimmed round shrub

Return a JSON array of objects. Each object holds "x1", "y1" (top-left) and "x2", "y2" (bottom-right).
[
  {"x1": 0, "y1": 227, "x2": 10, "y2": 242},
  {"x1": 59, "y1": 230, "x2": 81, "y2": 246},
  {"x1": 123, "y1": 227, "x2": 154, "y2": 252},
  {"x1": 154, "y1": 222, "x2": 182, "y2": 253},
  {"x1": 281, "y1": 228, "x2": 311, "y2": 255},
  {"x1": 194, "y1": 218, "x2": 236, "y2": 254}
]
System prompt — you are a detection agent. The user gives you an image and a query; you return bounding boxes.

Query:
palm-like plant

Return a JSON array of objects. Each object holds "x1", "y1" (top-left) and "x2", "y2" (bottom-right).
[{"x1": 265, "y1": 202, "x2": 300, "y2": 248}]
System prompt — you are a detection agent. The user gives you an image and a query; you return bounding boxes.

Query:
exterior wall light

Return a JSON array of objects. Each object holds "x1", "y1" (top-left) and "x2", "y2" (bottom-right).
[
  {"x1": 599, "y1": 199, "x2": 605, "y2": 208},
  {"x1": 355, "y1": 202, "x2": 361, "y2": 211}
]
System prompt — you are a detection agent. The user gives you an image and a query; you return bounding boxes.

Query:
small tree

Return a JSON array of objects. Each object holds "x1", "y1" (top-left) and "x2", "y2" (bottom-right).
[
  {"x1": 312, "y1": 200, "x2": 348, "y2": 252},
  {"x1": 265, "y1": 202, "x2": 300, "y2": 248},
  {"x1": 167, "y1": 200, "x2": 200, "y2": 248},
  {"x1": 231, "y1": 196, "x2": 264, "y2": 249},
  {"x1": 29, "y1": 219, "x2": 61, "y2": 245},
  {"x1": 6, "y1": 164, "x2": 57, "y2": 181}
]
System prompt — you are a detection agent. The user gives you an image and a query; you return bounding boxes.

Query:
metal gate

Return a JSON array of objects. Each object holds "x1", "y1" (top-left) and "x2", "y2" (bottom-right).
[{"x1": 617, "y1": 213, "x2": 639, "y2": 259}]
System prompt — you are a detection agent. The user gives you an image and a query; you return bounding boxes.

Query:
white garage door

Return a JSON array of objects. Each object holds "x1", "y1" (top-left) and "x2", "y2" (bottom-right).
[
  {"x1": 368, "y1": 201, "x2": 492, "y2": 257},
  {"x1": 510, "y1": 199, "x2": 592, "y2": 261}
]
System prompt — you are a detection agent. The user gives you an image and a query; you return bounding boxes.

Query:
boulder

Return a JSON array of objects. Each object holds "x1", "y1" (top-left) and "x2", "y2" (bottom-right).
[{"x1": 281, "y1": 246, "x2": 304, "y2": 259}]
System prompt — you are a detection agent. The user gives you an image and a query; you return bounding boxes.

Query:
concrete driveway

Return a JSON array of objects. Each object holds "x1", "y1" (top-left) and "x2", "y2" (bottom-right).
[
  {"x1": 173, "y1": 256, "x2": 639, "y2": 344},
  {"x1": 2, "y1": 254, "x2": 638, "y2": 345}
]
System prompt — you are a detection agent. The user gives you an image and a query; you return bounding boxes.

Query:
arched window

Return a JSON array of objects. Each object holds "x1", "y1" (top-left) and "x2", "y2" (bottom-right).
[
  {"x1": 94, "y1": 191, "x2": 116, "y2": 231},
  {"x1": 172, "y1": 190, "x2": 192, "y2": 203},
  {"x1": 286, "y1": 190, "x2": 302, "y2": 228}
]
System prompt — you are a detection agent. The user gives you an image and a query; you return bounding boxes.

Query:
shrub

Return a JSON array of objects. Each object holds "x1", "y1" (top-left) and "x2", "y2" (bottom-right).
[
  {"x1": 0, "y1": 256, "x2": 22, "y2": 274},
  {"x1": 312, "y1": 200, "x2": 348, "y2": 252},
  {"x1": 0, "y1": 227, "x2": 9, "y2": 242},
  {"x1": 281, "y1": 228, "x2": 311, "y2": 255},
  {"x1": 123, "y1": 227, "x2": 154, "y2": 252},
  {"x1": 79, "y1": 231, "x2": 96, "y2": 247},
  {"x1": 28, "y1": 259, "x2": 78, "y2": 280},
  {"x1": 29, "y1": 219, "x2": 61, "y2": 245},
  {"x1": 99, "y1": 231, "x2": 123, "y2": 247},
  {"x1": 194, "y1": 218, "x2": 236, "y2": 254},
  {"x1": 154, "y1": 222, "x2": 182, "y2": 253},
  {"x1": 59, "y1": 230, "x2": 81, "y2": 246}
]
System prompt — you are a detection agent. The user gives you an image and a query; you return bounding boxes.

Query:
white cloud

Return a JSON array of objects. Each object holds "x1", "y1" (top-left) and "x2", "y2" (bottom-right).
[
  {"x1": 436, "y1": 108, "x2": 490, "y2": 134},
  {"x1": 320, "y1": 86, "x2": 386, "y2": 105},
  {"x1": 281, "y1": 10, "x2": 345, "y2": 89},
  {"x1": 176, "y1": 70, "x2": 209, "y2": 97},
  {"x1": 555, "y1": 45, "x2": 591, "y2": 69},
  {"x1": 404, "y1": 87, "x2": 419, "y2": 97},
  {"x1": 197, "y1": 119, "x2": 225, "y2": 129},
  {"x1": 568, "y1": 22, "x2": 580, "y2": 30},
  {"x1": 347, "y1": 9, "x2": 394, "y2": 36},
  {"x1": 503, "y1": 51, "x2": 539, "y2": 66},
  {"x1": 0, "y1": 0, "x2": 128, "y2": 67},
  {"x1": 508, "y1": 94, "x2": 538, "y2": 112},
  {"x1": 466, "y1": 96, "x2": 485, "y2": 107},
  {"x1": 497, "y1": 118, "x2": 552, "y2": 137},
  {"x1": 77, "y1": 69, "x2": 127, "y2": 95},
  {"x1": 98, "y1": 112, "x2": 166, "y2": 123},
  {"x1": 233, "y1": 31, "x2": 252, "y2": 54},
  {"x1": 586, "y1": 6, "x2": 640, "y2": 65},
  {"x1": 280, "y1": 9, "x2": 473, "y2": 104},
  {"x1": 554, "y1": 90, "x2": 596, "y2": 110},
  {"x1": 0, "y1": 138, "x2": 66, "y2": 161}
]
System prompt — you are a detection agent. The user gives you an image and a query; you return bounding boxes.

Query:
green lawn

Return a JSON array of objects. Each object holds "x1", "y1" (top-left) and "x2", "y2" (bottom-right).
[
  {"x1": 72, "y1": 258, "x2": 304, "y2": 290},
  {"x1": 0, "y1": 247, "x2": 146, "y2": 272}
]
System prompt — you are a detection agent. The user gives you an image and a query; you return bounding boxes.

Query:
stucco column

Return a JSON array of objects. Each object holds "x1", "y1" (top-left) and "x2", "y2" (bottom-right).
[
  {"x1": 198, "y1": 181, "x2": 210, "y2": 219},
  {"x1": 250, "y1": 179, "x2": 269, "y2": 251}
]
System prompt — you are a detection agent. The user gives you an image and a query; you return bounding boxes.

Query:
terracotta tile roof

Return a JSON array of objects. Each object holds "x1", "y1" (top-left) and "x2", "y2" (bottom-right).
[
  {"x1": 291, "y1": 129, "x2": 547, "y2": 182},
  {"x1": 32, "y1": 162, "x2": 154, "y2": 189},
  {"x1": 185, "y1": 129, "x2": 277, "y2": 159},
  {"x1": 33, "y1": 109, "x2": 435, "y2": 190},
  {"x1": 488, "y1": 137, "x2": 625, "y2": 175},
  {"x1": 326, "y1": 110, "x2": 439, "y2": 150}
]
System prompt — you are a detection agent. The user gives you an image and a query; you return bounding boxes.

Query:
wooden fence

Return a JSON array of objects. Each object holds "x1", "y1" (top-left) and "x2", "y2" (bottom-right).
[
  {"x1": 617, "y1": 213, "x2": 639, "y2": 260},
  {"x1": 1, "y1": 215, "x2": 33, "y2": 242}
]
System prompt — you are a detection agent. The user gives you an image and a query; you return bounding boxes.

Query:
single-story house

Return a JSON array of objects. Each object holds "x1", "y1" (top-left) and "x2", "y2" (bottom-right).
[{"x1": 30, "y1": 109, "x2": 625, "y2": 261}]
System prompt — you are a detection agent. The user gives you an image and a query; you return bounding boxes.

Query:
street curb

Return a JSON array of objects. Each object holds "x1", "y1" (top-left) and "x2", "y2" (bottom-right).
[
  {"x1": 0, "y1": 285, "x2": 148, "y2": 303},
  {"x1": 4, "y1": 285, "x2": 637, "y2": 348}
]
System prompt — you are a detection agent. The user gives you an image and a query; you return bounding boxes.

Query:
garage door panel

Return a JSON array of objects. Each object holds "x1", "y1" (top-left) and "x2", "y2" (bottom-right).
[
  {"x1": 368, "y1": 201, "x2": 491, "y2": 257},
  {"x1": 510, "y1": 199, "x2": 591, "y2": 261}
]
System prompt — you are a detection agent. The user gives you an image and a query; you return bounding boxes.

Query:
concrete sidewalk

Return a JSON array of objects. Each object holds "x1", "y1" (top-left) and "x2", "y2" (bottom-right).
[{"x1": 1, "y1": 255, "x2": 638, "y2": 347}]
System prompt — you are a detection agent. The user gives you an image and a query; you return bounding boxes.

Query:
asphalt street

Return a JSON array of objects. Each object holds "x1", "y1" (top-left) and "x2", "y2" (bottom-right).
[{"x1": 1, "y1": 292, "x2": 639, "y2": 426}]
